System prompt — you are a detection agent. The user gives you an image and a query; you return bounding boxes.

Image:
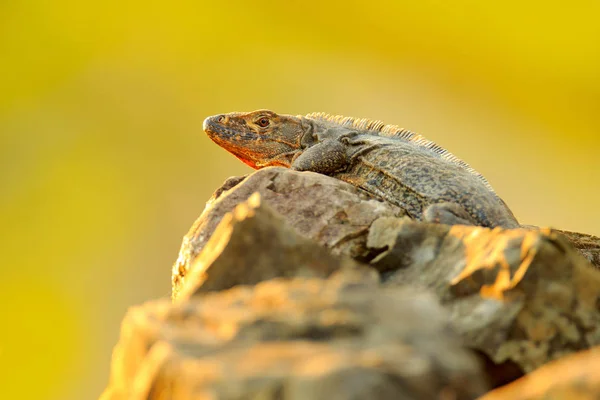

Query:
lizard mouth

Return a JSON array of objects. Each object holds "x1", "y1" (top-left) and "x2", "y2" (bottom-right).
[{"x1": 203, "y1": 116, "x2": 260, "y2": 142}]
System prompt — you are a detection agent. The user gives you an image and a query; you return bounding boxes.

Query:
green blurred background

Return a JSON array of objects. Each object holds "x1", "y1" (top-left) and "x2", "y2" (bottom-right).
[{"x1": 1, "y1": 1, "x2": 599, "y2": 398}]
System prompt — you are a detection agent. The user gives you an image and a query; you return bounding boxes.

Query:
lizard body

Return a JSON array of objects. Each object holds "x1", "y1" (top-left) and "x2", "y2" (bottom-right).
[{"x1": 203, "y1": 110, "x2": 519, "y2": 228}]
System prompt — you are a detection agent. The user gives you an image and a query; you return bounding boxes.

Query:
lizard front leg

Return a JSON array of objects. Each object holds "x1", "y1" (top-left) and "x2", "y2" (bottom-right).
[
  {"x1": 291, "y1": 139, "x2": 348, "y2": 174},
  {"x1": 423, "y1": 202, "x2": 479, "y2": 226}
]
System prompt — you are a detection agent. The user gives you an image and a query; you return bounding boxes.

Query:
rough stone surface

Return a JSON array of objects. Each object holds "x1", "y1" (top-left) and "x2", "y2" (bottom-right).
[
  {"x1": 548, "y1": 228, "x2": 600, "y2": 268},
  {"x1": 172, "y1": 167, "x2": 405, "y2": 296},
  {"x1": 373, "y1": 218, "x2": 600, "y2": 373},
  {"x1": 480, "y1": 346, "x2": 600, "y2": 400},
  {"x1": 175, "y1": 192, "x2": 368, "y2": 300},
  {"x1": 101, "y1": 273, "x2": 488, "y2": 400},
  {"x1": 173, "y1": 170, "x2": 599, "y2": 298},
  {"x1": 172, "y1": 168, "x2": 600, "y2": 371},
  {"x1": 102, "y1": 167, "x2": 600, "y2": 399}
]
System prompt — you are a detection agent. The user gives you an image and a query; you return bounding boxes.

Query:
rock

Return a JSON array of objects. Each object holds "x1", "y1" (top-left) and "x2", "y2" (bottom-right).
[
  {"x1": 175, "y1": 192, "x2": 370, "y2": 300},
  {"x1": 372, "y1": 219, "x2": 600, "y2": 373},
  {"x1": 546, "y1": 228, "x2": 600, "y2": 268},
  {"x1": 173, "y1": 170, "x2": 599, "y2": 298},
  {"x1": 172, "y1": 167, "x2": 405, "y2": 297},
  {"x1": 98, "y1": 166, "x2": 600, "y2": 399},
  {"x1": 101, "y1": 273, "x2": 488, "y2": 400},
  {"x1": 173, "y1": 168, "x2": 600, "y2": 375},
  {"x1": 522, "y1": 224, "x2": 600, "y2": 267},
  {"x1": 480, "y1": 345, "x2": 600, "y2": 400}
]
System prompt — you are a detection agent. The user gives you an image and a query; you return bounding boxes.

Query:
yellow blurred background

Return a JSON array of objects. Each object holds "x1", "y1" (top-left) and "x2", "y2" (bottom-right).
[{"x1": 1, "y1": 1, "x2": 598, "y2": 398}]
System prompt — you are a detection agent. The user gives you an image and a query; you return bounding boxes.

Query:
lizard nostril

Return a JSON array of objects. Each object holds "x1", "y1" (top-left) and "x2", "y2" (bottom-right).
[{"x1": 216, "y1": 115, "x2": 225, "y2": 123}]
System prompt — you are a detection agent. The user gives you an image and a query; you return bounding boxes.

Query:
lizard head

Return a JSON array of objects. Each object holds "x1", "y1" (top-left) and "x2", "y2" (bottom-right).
[{"x1": 203, "y1": 110, "x2": 309, "y2": 169}]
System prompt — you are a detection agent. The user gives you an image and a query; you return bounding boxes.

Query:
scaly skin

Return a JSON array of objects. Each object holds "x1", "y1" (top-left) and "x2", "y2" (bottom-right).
[{"x1": 203, "y1": 110, "x2": 520, "y2": 228}]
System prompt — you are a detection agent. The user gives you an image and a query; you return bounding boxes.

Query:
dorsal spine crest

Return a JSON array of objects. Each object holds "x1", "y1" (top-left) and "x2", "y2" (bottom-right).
[{"x1": 305, "y1": 112, "x2": 497, "y2": 194}]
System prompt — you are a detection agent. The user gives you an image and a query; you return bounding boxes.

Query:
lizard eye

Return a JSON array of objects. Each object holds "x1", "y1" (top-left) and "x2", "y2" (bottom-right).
[{"x1": 256, "y1": 117, "x2": 270, "y2": 128}]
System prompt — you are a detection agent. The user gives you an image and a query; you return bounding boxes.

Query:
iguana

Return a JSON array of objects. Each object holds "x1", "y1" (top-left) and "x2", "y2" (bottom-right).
[{"x1": 203, "y1": 110, "x2": 519, "y2": 228}]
